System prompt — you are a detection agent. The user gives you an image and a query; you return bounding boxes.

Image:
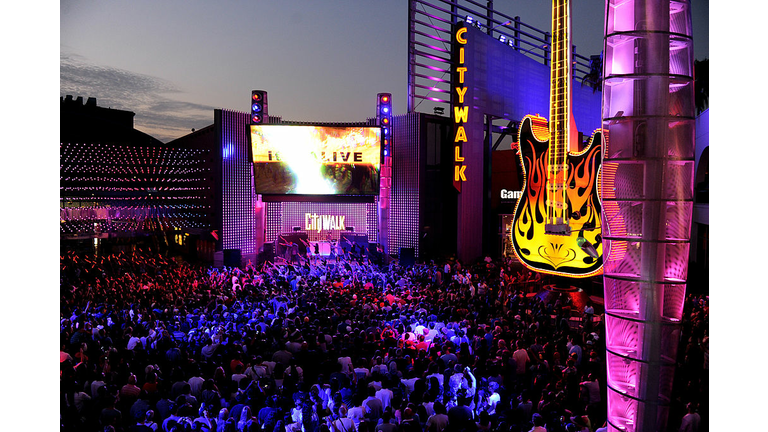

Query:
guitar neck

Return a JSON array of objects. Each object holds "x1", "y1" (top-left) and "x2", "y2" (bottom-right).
[
  {"x1": 546, "y1": 0, "x2": 573, "y2": 227},
  {"x1": 549, "y1": 0, "x2": 573, "y2": 158}
]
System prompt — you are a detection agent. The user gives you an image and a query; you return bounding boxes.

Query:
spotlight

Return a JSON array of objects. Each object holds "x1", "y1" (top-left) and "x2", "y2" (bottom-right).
[
  {"x1": 377, "y1": 93, "x2": 392, "y2": 163},
  {"x1": 250, "y1": 90, "x2": 268, "y2": 124},
  {"x1": 499, "y1": 35, "x2": 506, "y2": 43}
]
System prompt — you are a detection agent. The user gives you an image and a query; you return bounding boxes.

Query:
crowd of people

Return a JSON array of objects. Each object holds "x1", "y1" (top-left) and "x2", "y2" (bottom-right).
[{"x1": 59, "y1": 247, "x2": 706, "y2": 432}]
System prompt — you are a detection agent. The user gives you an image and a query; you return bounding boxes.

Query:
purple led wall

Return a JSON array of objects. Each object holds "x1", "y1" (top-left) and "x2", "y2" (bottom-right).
[
  {"x1": 390, "y1": 113, "x2": 421, "y2": 258},
  {"x1": 406, "y1": 0, "x2": 597, "y2": 115},
  {"x1": 60, "y1": 141, "x2": 213, "y2": 235},
  {"x1": 264, "y1": 201, "x2": 378, "y2": 243},
  {"x1": 217, "y1": 109, "x2": 256, "y2": 256},
  {"x1": 600, "y1": 1, "x2": 695, "y2": 430}
]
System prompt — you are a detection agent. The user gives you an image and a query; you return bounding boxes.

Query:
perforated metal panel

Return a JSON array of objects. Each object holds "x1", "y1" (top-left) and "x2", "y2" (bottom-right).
[
  {"x1": 220, "y1": 109, "x2": 255, "y2": 255},
  {"x1": 601, "y1": 1, "x2": 695, "y2": 430},
  {"x1": 390, "y1": 113, "x2": 421, "y2": 257}
]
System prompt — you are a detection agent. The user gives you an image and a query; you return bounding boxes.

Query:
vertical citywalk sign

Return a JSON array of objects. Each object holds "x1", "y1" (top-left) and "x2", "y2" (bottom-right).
[
  {"x1": 451, "y1": 22, "x2": 484, "y2": 262},
  {"x1": 453, "y1": 24, "x2": 469, "y2": 192}
]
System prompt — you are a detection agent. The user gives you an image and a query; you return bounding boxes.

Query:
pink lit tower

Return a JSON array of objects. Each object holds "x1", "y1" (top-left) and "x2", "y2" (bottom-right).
[{"x1": 600, "y1": 0, "x2": 695, "y2": 431}]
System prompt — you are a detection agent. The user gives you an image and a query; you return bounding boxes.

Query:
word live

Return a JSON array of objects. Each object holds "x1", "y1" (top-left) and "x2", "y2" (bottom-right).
[{"x1": 267, "y1": 151, "x2": 364, "y2": 163}]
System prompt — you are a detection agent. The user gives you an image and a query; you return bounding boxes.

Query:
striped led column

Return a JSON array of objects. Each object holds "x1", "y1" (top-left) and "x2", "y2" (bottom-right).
[
  {"x1": 219, "y1": 108, "x2": 256, "y2": 257},
  {"x1": 600, "y1": 1, "x2": 695, "y2": 430},
  {"x1": 377, "y1": 93, "x2": 393, "y2": 252}
]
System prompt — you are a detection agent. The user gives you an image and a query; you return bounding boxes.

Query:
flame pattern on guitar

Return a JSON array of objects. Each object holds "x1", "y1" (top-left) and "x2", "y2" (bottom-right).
[{"x1": 511, "y1": 115, "x2": 604, "y2": 277}]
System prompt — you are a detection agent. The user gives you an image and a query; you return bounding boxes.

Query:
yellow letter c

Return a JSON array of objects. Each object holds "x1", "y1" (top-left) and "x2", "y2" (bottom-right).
[{"x1": 456, "y1": 27, "x2": 467, "y2": 44}]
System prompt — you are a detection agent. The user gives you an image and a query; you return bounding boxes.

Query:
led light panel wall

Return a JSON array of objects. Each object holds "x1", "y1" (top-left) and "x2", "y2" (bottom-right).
[
  {"x1": 60, "y1": 141, "x2": 213, "y2": 235},
  {"x1": 389, "y1": 113, "x2": 421, "y2": 257},
  {"x1": 378, "y1": 93, "x2": 393, "y2": 252},
  {"x1": 219, "y1": 109, "x2": 256, "y2": 255}
]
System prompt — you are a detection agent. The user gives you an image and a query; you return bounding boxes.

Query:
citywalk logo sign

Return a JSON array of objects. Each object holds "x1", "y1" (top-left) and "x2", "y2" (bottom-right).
[
  {"x1": 305, "y1": 213, "x2": 346, "y2": 233},
  {"x1": 453, "y1": 24, "x2": 469, "y2": 192}
]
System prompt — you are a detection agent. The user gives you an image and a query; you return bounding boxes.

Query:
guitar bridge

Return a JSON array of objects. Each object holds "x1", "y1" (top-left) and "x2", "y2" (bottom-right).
[{"x1": 545, "y1": 223, "x2": 571, "y2": 236}]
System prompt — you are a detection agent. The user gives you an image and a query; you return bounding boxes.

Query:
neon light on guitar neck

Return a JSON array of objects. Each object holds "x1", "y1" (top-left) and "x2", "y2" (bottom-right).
[{"x1": 547, "y1": 0, "x2": 572, "y2": 227}]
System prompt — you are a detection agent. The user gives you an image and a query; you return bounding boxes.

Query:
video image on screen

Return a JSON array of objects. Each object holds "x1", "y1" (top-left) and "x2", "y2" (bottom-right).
[{"x1": 251, "y1": 125, "x2": 381, "y2": 195}]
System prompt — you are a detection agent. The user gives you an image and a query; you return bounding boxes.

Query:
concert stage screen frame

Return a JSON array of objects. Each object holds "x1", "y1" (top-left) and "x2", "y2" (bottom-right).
[{"x1": 250, "y1": 124, "x2": 382, "y2": 196}]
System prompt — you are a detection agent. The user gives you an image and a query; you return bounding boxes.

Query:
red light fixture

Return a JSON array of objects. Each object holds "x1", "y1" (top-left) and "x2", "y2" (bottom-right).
[{"x1": 250, "y1": 90, "x2": 268, "y2": 124}]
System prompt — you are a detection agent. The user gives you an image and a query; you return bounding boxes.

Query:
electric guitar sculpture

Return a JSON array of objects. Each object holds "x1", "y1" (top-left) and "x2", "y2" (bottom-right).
[{"x1": 511, "y1": 0, "x2": 603, "y2": 278}]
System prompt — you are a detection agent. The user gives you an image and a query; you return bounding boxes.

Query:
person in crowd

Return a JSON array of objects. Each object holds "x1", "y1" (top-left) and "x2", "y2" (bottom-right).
[
  {"x1": 678, "y1": 402, "x2": 701, "y2": 432},
  {"x1": 363, "y1": 386, "x2": 383, "y2": 423},
  {"x1": 133, "y1": 409, "x2": 159, "y2": 431},
  {"x1": 424, "y1": 402, "x2": 448, "y2": 432},
  {"x1": 330, "y1": 405, "x2": 357, "y2": 432},
  {"x1": 216, "y1": 409, "x2": 230, "y2": 432},
  {"x1": 529, "y1": 413, "x2": 547, "y2": 432},
  {"x1": 236, "y1": 406, "x2": 255, "y2": 432},
  {"x1": 99, "y1": 394, "x2": 122, "y2": 430}
]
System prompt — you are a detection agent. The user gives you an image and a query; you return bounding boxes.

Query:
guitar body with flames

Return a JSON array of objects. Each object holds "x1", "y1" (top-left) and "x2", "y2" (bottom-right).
[{"x1": 511, "y1": 114, "x2": 603, "y2": 277}]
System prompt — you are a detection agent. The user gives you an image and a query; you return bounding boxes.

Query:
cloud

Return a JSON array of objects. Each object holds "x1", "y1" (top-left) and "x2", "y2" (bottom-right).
[{"x1": 60, "y1": 52, "x2": 216, "y2": 142}]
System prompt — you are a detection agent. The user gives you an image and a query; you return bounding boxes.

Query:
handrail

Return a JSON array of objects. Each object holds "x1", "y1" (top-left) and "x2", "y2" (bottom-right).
[{"x1": 408, "y1": 0, "x2": 599, "y2": 112}]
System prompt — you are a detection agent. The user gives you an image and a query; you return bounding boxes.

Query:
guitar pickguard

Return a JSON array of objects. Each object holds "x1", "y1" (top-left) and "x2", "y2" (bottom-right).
[{"x1": 511, "y1": 115, "x2": 604, "y2": 278}]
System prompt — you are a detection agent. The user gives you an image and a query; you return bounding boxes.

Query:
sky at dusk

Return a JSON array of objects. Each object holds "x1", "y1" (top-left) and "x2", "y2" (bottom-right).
[{"x1": 59, "y1": 0, "x2": 710, "y2": 143}]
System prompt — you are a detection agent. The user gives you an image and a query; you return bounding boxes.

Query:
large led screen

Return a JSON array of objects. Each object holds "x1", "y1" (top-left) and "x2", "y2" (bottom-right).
[{"x1": 250, "y1": 125, "x2": 381, "y2": 195}]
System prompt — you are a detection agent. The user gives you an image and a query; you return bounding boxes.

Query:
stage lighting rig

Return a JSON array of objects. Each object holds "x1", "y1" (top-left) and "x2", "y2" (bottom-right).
[
  {"x1": 251, "y1": 90, "x2": 268, "y2": 124},
  {"x1": 377, "y1": 93, "x2": 392, "y2": 157}
]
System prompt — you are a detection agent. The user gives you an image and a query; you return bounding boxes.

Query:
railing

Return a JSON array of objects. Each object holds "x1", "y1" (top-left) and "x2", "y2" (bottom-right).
[{"x1": 408, "y1": 0, "x2": 596, "y2": 113}]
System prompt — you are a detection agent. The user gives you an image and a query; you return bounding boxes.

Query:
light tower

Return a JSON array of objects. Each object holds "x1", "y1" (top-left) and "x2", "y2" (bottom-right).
[{"x1": 600, "y1": 1, "x2": 696, "y2": 430}]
